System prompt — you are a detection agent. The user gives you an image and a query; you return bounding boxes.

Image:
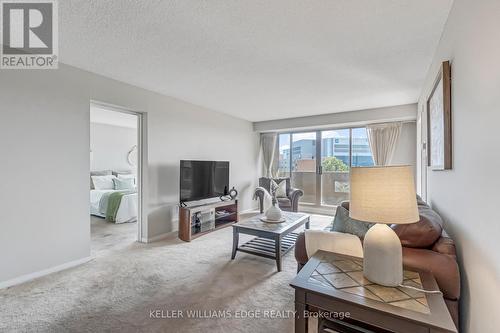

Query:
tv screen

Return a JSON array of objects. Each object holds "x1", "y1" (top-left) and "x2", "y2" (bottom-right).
[{"x1": 179, "y1": 160, "x2": 229, "y2": 202}]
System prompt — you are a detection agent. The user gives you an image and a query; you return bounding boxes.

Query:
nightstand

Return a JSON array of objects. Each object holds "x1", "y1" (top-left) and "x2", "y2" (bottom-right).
[{"x1": 290, "y1": 250, "x2": 457, "y2": 333}]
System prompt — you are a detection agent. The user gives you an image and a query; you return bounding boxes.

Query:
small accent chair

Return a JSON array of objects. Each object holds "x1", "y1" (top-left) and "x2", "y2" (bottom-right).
[{"x1": 254, "y1": 177, "x2": 304, "y2": 213}]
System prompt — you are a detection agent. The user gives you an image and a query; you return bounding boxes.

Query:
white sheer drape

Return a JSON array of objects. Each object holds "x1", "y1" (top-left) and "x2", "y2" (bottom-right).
[
  {"x1": 260, "y1": 133, "x2": 277, "y2": 177},
  {"x1": 366, "y1": 122, "x2": 402, "y2": 166}
]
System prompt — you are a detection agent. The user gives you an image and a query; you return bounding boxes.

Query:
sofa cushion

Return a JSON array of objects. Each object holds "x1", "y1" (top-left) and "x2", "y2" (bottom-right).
[
  {"x1": 277, "y1": 197, "x2": 291, "y2": 208},
  {"x1": 392, "y1": 204, "x2": 443, "y2": 248},
  {"x1": 332, "y1": 206, "x2": 373, "y2": 238}
]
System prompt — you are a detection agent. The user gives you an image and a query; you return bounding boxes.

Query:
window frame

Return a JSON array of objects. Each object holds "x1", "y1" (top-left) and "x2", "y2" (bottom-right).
[{"x1": 276, "y1": 126, "x2": 373, "y2": 170}]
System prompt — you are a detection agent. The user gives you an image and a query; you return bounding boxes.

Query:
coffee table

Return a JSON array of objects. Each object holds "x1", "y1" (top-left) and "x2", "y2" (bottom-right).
[{"x1": 231, "y1": 212, "x2": 310, "y2": 271}]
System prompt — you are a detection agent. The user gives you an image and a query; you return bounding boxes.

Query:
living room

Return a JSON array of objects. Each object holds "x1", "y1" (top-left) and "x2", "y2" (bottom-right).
[{"x1": 0, "y1": 1, "x2": 498, "y2": 332}]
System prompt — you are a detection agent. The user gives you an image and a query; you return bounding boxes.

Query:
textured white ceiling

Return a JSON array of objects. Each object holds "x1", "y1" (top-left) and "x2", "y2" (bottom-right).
[{"x1": 60, "y1": 1, "x2": 453, "y2": 122}]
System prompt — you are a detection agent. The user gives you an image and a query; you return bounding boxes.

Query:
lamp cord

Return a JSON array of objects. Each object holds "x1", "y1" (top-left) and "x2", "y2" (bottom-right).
[{"x1": 398, "y1": 284, "x2": 442, "y2": 294}]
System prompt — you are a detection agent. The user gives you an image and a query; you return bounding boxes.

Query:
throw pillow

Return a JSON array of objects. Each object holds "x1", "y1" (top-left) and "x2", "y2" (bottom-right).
[
  {"x1": 272, "y1": 180, "x2": 287, "y2": 198},
  {"x1": 117, "y1": 173, "x2": 136, "y2": 185},
  {"x1": 91, "y1": 175, "x2": 116, "y2": 190},
  {"x1": 332, "y1": 205, "x2": 373, "y2": 238},
  {"x1": 90, "y1": 170, "x2": 112, "y2": 189},
  {"x1": 113, "y1": 178, "x2": 135, "y2": 190},
  {"x1": 392, "y1": 204, "x2": 442, "y2": 248}
]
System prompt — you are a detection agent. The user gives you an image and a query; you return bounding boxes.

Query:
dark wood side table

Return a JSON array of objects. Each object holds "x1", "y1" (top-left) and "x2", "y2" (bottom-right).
[
  {"x1": 290, "y1": 251, "x2": 457, "y2": 333},
  {"x1": 231, "y1": 212, "x2": 310, "y2": 271}
]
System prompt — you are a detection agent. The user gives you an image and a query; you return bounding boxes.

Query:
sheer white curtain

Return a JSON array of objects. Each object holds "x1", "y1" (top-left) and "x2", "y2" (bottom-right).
[
  {"x1": 260, "y1": 133, "x2": 277, "y2": 177},
  {"x1": 366, "y1": 122, "x2": 402, "y2": 166}
]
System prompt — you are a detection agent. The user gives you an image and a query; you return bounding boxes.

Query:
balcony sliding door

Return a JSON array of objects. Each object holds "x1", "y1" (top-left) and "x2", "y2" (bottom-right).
[
  {"x1": 320, "y1": 129, "x2": 350, "y2": 206},
  {"x1": 277, "y1": 127, "x2": 373, "y2": 208},
  {"x1": 277, "y1": 133, "x2": 291, "y2": 178},
  {"x1": 290, "y1": 132, "x2": 317, "y2": 204}
]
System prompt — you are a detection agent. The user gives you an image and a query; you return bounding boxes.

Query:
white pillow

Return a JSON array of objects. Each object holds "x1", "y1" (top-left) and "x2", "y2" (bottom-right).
[
  {"x1": 91, "y1": 175, "x2": 116, "y2": 190},
  {"x1": 272, "y1": 180, "x2": 287, "y2": 198},
  {"x1": 118, "y1": 173, "x2": 136, "y2": 185}
]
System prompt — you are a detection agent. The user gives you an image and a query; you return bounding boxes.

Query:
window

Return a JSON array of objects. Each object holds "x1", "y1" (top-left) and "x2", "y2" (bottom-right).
[
  {"x1": 277, "y1": 133, "x2": 290, "y2": 177},
  {"x1": 276, "y1": 127, "x2": 374, "y2": 207},
  {"x1": 352, "y1": 128, "x2": 374, "y2": 167}
]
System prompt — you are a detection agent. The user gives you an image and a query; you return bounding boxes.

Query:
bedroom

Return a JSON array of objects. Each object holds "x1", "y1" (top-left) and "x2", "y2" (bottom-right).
[{"x1": 89, "y1": 104, "x2": 139, "y2": 253}]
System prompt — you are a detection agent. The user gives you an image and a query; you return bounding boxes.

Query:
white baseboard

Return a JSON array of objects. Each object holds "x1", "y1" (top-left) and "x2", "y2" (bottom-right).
[{"x1": 0, "y1": 256, "x2": 93, "y2": 290}]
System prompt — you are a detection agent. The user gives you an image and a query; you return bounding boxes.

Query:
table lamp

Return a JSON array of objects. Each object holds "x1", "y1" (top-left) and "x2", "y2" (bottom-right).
[{"x1": 349, "y1": 166, "x2": 419, "y2": 287}]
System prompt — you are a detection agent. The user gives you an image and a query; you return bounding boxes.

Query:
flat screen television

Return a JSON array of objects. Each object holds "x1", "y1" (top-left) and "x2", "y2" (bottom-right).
[{"x1": 179, "y1": 160, "x2": 229, "y2": 202}]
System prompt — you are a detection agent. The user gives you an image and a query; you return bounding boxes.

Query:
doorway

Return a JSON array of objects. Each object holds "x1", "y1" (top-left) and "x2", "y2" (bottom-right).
[{"x1": 89, "y1": 101, "x2": 145, "y2": 254}]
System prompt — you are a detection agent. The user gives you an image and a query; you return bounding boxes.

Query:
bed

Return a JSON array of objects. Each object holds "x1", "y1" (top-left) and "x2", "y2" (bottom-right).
[
  {"x1": 90, "y1": 171, "x2": 138, "y2": 223},
  {"x1": 90, "y1": 189, "x2": 138, "y2": 223}
]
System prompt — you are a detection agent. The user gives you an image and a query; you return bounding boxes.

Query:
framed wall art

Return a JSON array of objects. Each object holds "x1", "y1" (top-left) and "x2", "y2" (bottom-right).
[{"x1": 427, "y1": 61, "x2": 452, "y2": 170}]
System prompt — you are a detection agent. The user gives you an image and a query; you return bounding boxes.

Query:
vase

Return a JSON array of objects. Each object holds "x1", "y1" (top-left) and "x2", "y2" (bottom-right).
[{"x1": 265, "y1": 204, "x2": 282, "y2": 221}]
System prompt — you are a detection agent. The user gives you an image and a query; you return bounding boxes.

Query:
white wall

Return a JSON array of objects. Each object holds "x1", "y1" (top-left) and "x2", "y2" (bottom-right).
[
  {"x1": 90, "y1": 122, "x2": 137, "y2": 172},
  {"x1": 417, "y1": 0, "x2": 500, "y2": 331},
  {"x1": 0, "y1": 64, "x2": 260, "y2": 286},
  {"x1": 392, "y1": 122, "x2": 416, "y2": 167}
]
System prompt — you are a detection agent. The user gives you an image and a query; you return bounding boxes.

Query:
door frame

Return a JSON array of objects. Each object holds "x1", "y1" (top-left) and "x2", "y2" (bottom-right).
[
  {"x1": 90, "y1": 100, "x2": 148, "y2": 243},
  {"x1": 417, "y1": 103, "x2": 428, "y2": 201}
]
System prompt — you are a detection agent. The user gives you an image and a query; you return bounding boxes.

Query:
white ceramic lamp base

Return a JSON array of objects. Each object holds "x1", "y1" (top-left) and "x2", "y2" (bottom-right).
[{"x1": 363, "y1": 223, "x2": 403, "y2": 287}]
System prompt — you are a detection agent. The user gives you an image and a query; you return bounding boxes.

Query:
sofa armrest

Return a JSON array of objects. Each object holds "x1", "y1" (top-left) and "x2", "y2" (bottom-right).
[
  {"x1": 253, "y1": 187, "x2": 266, "y2": 213},
  {"x1": 288, "y1": 188, "x2": 304, "y2": 212},
  {"x1": 295, "y1": 230, "x2": 364, "y2": 272},
  {"x1": 294, "y1": 232, "x2": 308, "y2": 270},
  {"x1": 432, "y1": 236, "x2": 457, "y2": 259},
  {"x1": 402, "y1": 247, "x2": 460, "y2": 301}
]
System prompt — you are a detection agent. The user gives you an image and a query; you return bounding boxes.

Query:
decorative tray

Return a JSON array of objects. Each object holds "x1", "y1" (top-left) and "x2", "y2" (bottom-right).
[{"x1": 259, "y1": 217, "x2": 285, "y2": 223}]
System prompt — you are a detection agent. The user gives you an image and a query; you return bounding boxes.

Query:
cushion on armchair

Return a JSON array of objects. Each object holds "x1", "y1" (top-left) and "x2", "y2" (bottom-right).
[
  {"x1": 259, "y1": 177, "x2": 290, "y2": 194},
  {"x1": 271, "y1": 179, "x2": 288, "y2": 198},
  {"x1": 277, "y1": 197, "x2": 291, "y2": 208}
]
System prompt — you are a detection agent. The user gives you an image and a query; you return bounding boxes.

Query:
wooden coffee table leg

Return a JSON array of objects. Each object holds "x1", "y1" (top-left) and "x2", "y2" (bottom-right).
[
  {"x1": 275, "y1": 235, "x2": 282, "y2": 271},
  {"x1": 231, "y1": 228, "x2": 239, "y2": 259}
]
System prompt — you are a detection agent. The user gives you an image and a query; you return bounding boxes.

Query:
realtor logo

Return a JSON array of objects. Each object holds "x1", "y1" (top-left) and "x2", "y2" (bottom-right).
[{"x1": 1, "y1": 0, "x2": 58, "y2": 69}]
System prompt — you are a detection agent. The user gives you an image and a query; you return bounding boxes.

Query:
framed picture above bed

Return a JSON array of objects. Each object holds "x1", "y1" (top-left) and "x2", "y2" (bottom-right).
[{"x1": 427, "y1": 60, "x2": 452, "y2": 170}]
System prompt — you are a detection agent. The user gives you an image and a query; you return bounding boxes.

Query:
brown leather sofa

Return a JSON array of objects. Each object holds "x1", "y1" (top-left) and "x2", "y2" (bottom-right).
[
  {"x1": 294, "y1": 199, "x2": 461, "y2": 329},
  {"x1": 254, "y1": 177, "x2": 303, "y2": 212}
]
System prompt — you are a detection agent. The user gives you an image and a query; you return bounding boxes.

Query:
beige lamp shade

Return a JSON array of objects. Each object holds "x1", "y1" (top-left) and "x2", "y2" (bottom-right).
[{"x1": 349, "y1": 166, "x2": 419, "y2": 224}]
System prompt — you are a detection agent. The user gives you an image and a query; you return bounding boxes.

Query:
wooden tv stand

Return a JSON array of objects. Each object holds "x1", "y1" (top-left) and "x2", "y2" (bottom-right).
[{"x1": 178, "y1": 199, "x2": 238, "y2": 242}]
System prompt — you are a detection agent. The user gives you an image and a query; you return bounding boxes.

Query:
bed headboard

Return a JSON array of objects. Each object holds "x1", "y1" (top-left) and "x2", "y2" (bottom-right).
[{"x1": 90, "y1": 170, "x2": 133, "y2": 189}]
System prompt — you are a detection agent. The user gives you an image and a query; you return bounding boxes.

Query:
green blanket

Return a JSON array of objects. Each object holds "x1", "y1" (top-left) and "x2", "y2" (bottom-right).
[{"x1": 105, "y1": 191, "x2": 134, "y2": 222}]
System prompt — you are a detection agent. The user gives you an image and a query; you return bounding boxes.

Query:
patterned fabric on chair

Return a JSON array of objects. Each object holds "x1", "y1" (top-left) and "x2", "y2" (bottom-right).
[{"x1": 253, "y1": 177, "x2": 304, "y2": 213}]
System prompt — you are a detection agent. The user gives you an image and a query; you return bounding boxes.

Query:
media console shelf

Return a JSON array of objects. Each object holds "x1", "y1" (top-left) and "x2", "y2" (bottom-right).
[{"x1": 178, "y1": 199, "x2": 238, "y2": 242}]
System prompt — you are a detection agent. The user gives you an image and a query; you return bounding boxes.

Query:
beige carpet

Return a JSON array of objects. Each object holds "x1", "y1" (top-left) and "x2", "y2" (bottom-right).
[
  {"x1": 90, "y1": 215, "x2": 138, "y2": 256},
  {"x1": 0, "y1": 213, "x2": 332, "y2": 333}
]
